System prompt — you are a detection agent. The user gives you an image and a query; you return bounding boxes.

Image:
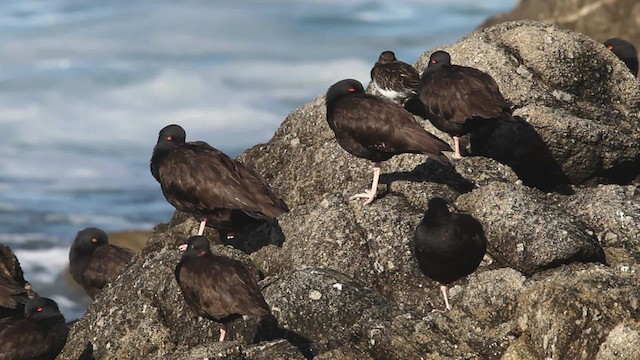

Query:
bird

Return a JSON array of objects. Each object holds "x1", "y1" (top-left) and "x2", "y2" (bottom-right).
[
  {"x1": 370, "y1": 50, "x2": 421, "y2": 104},
  {"x1": 150, "y1": 124, "x2": 288, "y2": 240},
  {"x1": 0, "y1": 296, "x2": 69, "y2": 360},
  {"x1": 418, "y1": 50, "x2": 513, "y2": 159},
  {"x1": 174, "y1": 235, "x2": 272, "y2": 341},
  {"x1": 325, "y1": 78, "x2": 452, "y2": 205},
  {"x1": 413, "y1": 197, "x2": 487, "y2": 311},
  {"x1": 603, "y1": 37, "x2": 638, "y2": 76},
  {"x1": 0, "y1": 271, "x2": 29, "y2": 319},
  {"x1": 69, "y1": 227, "x2": 135, "y2": 299}
]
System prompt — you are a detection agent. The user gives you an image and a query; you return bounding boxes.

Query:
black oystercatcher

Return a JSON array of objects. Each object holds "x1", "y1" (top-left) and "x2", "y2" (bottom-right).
[
  {"x1": 370, "y1": 50, "x2": 421, "y2": 103},
  {"x1": 175, "y1": 235, "x2": 271, "y2": 341},
  {"x1": 418, "y1": 51, "x2": 513, "y2": 159},
  {"x1": 413, "y1": 197, "x2": 487, "y2": 311},
  {"x1": 69, "y1": 227, "x2": 135, "y2": 299},
  {"x1": 0, "y1": 271, "x2": 29, "y2": 319},
  {"x1": 603, "y1": 37, "x2": 639, "y2": 76},
  {"x1": 0, "y1": 296, "x2": 68, "y2": 360},
  {"x1": 150, "y1": 124, "x2": 288, "y2": 240},
  {"x1": 325, "y1": 79, "x2": 452, "y2": 205}
]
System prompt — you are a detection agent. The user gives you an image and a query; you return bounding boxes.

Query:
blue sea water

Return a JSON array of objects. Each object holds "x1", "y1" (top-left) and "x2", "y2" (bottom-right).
[{"x1": 0, "y1": 0, "x2": 515, "y2": 320}]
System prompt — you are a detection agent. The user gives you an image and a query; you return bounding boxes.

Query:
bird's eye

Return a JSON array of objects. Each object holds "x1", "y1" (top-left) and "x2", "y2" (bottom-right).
[
  {"x1": 167, "y1": 135, "x2": 173, "y2": 141},
  {"x1": 431, "y1": 59, "x2": 437, "y2": 64},
  {"x1": 36, "y1": 306, "x2": 43, "y2": 312},
  {"x1": 91, "y1": 237, "x2": 98, "y2": 243},
  {"x1": 607, "y1": 45, "x2": 614, "y2": 50},
  {"x1": 347, "y1": 87, "x2": 356, "y2": 92}
]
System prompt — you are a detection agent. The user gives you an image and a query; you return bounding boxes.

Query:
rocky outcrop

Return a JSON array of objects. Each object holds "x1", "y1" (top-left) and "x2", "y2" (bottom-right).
[{"x1": 57, "y1": 20, "x2": 640, "y2": 359}]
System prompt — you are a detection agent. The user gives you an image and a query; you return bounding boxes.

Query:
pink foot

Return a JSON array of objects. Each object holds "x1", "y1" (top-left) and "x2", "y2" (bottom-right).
[{"x1": 349, "y1": 189, "x2": 377, "y2": 205}]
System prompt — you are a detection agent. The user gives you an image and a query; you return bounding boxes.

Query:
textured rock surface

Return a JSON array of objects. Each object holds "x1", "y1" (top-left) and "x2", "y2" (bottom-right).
[
  {"x1": 483, "y1": 0, "x2": 640, "y2": 52},
  {"x1": 51, "y1": 20, "x2": 640, "y2": 360}
]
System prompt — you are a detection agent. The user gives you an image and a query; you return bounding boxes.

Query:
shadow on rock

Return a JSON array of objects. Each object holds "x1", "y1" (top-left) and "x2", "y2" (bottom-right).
[{"x1": 379, "y1": 158, "x2": 476, "y2": 194}]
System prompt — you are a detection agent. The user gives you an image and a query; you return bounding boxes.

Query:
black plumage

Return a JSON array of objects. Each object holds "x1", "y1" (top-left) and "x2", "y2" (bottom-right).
[
  {"x1": 0, "y1": 271, "x2": 29, "y2": 319},
  {"x1": 413, "y1": 197, "x2": 487, "y2": 311},
  {"x1": 150, "y1": 124, "x2": 288, "y2": 238},
  {"x1": 69, "y1": 227, "x2": 135, "y2": 299},
  {"x1": 603, "y1": 37, "x2": 639, "y2": 76},
  {"x1": 175, "y1": 235, "x2": 271, "y2": 341},
  {"x1": 0, "y1": 296, "x2": 68, "y2": 360},
  {"x1": 418, "y1": 51, "x2": 513, "y2": 159},
  {"x1": 325, "y1": 78, "x2": 452, "y2": 205},
  {"x1": 370, "y1": 50, "x2": 420, "y2": 103}
]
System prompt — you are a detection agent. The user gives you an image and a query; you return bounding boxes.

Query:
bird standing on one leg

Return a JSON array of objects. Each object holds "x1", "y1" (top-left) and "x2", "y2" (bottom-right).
[
  {"x1": 174, "y1": 235, "x2": 272, "y2": 341},
  {"x1": 418, "y1": 51, "x2": 513, "y2": 159},
  {"x1": 413, "y1": 197, "x2": 487, "y2": 311},
  {"x1": 150, "y1": 124, "x2": 288, "y2": 241},
  {"x1": 325, "y1": 79, "x2": 452, "y2": 205}
]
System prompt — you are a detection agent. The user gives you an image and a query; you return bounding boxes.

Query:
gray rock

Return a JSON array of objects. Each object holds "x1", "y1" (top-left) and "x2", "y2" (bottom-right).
[
  {"x1": 596, "y1": 321, "x2": 640, "y2": 360},
  {"x1": 456, "y1": 182, "x2": 605, "y2": 275},
  {"x1": 516, "y1": 263, "x2": 640, "y2": 360}
]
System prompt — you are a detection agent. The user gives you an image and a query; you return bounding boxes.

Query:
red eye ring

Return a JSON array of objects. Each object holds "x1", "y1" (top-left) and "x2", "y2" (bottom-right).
[
  {"x1": 91, "y1": 237, "x2": 98, "y2": 243},
  {"x1": 36, "y1": 306, "x2": 43, "y2": 312},
  {"x1": 606, "y1": 45, "x2": 614, "y2": 50},
  {"x1": 167, "y1": 135, "x2": 173, "y2": 141}
]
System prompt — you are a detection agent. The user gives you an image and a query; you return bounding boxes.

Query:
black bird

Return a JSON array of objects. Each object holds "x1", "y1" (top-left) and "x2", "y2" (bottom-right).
[
  {"x1": 370, "y1": 50, "x2": 421, "y2": 103},
  {"x1": 418, "y1": 51, "x2": 513, "y2": 159},
  {"x1": 69, "y1": 227, "x2": 135, "y2": 299},
  {"x1": 150, "y1": 124, "x2": 288, "y2": 239},
  {"x1": 0, "y1": 296, "x2": 68, "y2": 360},
  {"x1": 175, "y1": 235, "x2": 272, "y2": 341},
  {"x1": 413, "y1": 197, "x2": 487, "y2": 311},
  {"x1": 603, "y1": 37, "x2": 638, "y2": 76},
  {"x1": 0, "y1": 271, "x2": 29, "y2": 319},
  {"x1": 325, "y1": 79, "x2": 452, "y2": 205}
]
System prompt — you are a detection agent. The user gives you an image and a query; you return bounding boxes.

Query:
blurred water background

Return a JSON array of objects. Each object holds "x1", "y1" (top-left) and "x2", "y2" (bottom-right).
[{"x1": 0, "y1": 0, "x2": 515, "y2": 319}]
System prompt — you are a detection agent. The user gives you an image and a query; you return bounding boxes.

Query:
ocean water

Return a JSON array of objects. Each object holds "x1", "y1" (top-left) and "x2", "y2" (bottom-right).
[{"x1": 0, "y1": 0, "x2": 515, "y2": 320}]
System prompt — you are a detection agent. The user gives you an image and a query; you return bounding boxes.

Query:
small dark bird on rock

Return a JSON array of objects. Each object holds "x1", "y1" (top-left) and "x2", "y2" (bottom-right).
[
  {"x1": 69, "y1": 227, "x2": 135, "y2": 299},
  {"x1": 150, "y1": 124, "x2": 288, "y2": 240},
  {"x1": 0, "y1": 296, "x2": 69, "y2": 360},
  {"x1": 0, "y1": 271, "x2": 29, "y2": 319},
  {"x1": 413, "y1": 197, "x2": 487, "y2": 311},
  {"x1": 603, "y1": 37, "x2": 638, "y2": 76},
  {"x1": 370, "y1": 50, "x2": 421, "y2": 104},
  {"x1": 325, "y1": 79, "x2": 452, "y2": 205},
  {"x1": 418, "y1": 51, "x2": 513, "y2": 159},
  {"x1": 175, "y1": 235, "x2": 272, "y2": 341}
]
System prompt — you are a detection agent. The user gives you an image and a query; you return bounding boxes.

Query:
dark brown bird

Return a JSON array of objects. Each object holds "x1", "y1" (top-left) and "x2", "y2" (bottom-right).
[
  {"x1": 0, "y1": 271, "x2": 29, "y2": 319},
  {"x1": 413, "y1": 197, "x2": 487, "y2": 311},
  {"x1": 418, "y1": 51, "x2": 513, "y2": 159},
  {"x1": 370, "y1": 50, "x2": 420, "y2": 103},
  {"x1": 69, "y1": 227, "x2": 135, "y2": 299},
  {"x1": 150, "y1": 124, "x2": 288, "y2": 239},
  {"x1": 175, "y1": 235, "x2": 271, "y2": 341},
  {"x1": 0, "y1": 296, "x2": 68, "y2": 360},
  {"x1": 603, "y1": 37, "x2": 639, "y2": 76},
  {"x1": 325, "y1": 78, "x2": 452, "y2": 205}
]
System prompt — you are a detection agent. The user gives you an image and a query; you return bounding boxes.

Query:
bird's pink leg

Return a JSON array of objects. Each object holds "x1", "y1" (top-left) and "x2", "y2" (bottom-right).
[
  {"x1": 452, "y1": 136, "x2": 462, "y2": 159},
  {"x1": 349, "y1": 162, "x2": 381, "y2": 205},
  {"x1": 219, "y1": 324, "x2": 228, "y2": 341},
  {"x1": 431, "y1": 284, "x2": 452, "y2": 313}
]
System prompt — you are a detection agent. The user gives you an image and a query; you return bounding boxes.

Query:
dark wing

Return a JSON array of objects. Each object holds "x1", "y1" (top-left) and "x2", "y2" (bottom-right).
[
  {"x1": 0, "y1": 272, "x2": 28, "y2": 310},
  {"x1": 81, "y1": 245, "x2": 134, "y2": 298},
  {"x1": 0, "y1": 318, "x2": 67, "y2": 360},
  {"x1": 420, "y1": 65, "x2": 510, "y2": 125},
  {"x1": 160, "y1": 143, "x2": 286, "y2": 218},
  {"x1": 331, "y1": 94, "x2": 451, "y2": 160},
  {"x1": 371, "y1": 62, "x2": 420, "y2": 93},
  {"x1": 176, "y1": 256, "x2": 270, "y2": 320}
]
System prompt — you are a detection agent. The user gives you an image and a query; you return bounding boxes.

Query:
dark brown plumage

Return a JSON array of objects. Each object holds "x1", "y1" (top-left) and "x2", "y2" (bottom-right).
[
  {"x1": 603, "y1": 37, "x2": 639, "y2": 76},
  {"x1": 326, "y1": 78, "x2": 452, "y2": 205},
  {"x1": 150, "y1": 124, "x2": 288, "y2": 238},
  {"x1": 0, "y1": 296, "x2": 68, "y2": 360},
  {"x1": 418, "y1": 51, "x2": 513, "y2": 159},
  {"x1": 370, "y1": 50, "x2": 420, "y2": 103},
  {"x1": 0, "y1": 271, "x2": 29, "y2": 319},
  {"x1": 175, "y1": 235, "x2": 271, "y2": 341},
  {"x1": 413, "y1": 197, "x2": 487, "y2": 311},
  {"x1": 69, "y1": 227, "x2": 135, "y2": 299}
]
